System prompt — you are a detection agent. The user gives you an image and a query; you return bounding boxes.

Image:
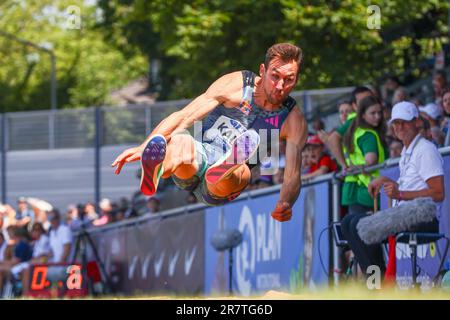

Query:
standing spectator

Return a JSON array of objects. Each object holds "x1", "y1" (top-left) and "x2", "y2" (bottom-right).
[
  {"x1": 442, "y1": 90, "x2": 450, "y2": 146},
  {"x1": 301, "y1": 135, "x2": 337, "y2": 181},
  {"x1": 389, "y1": 139, "x2": 403, "y2": 159},
  {"x1": 48, "y1": 210, "x2": 72, "y2": 263},
  {"x1": 419, "y1": 102, "x2": 443, "y2": 128},
  {"x1": 342, "y1": 101, "x2": 445, "y2": 275},
  {"x1": 338, "y1": 100, "x2": 353, "y2": 125},
  {"x1": 433, "y1": 70, "x2": 448, "y2": 106},
  {"x1": 145, "y1": 197, "x2": 161, "y2": 214},
  {"x1": 93, "y1": 198, "x2": 112, "y2": 226},
  {"x1": 14, "y1": 197, "x2": 34, "y2": 231},
  {"x1": 325, "y1": 86, "x2": 374, "y2": 168},
  {"x1": 84, "y1": 202, "x2": 99, "y2": 222},
  {"x1": 381, "y1": 75, "x2": 401, "y2": 105},
  {"x1": 0, "y1": 233, "x2": 6, "y2": 262},
  {"x1": 341, "y1": 95, "x2": 388, "y2": 215},
  {"x1": 392, "y1": 87, "x2": 408, "y2": 105},
  {"x1": 419, "y1": 102, "x2": 445, "y2": 146}
]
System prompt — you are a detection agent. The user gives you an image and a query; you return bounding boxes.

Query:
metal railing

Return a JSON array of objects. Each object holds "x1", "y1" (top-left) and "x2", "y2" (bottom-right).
[{"x1": 81, "y1": 146, "x2": 450, "y2": 287}]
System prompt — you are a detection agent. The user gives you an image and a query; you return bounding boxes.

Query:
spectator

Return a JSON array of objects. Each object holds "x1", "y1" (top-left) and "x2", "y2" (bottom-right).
[
  {"x1": 146, "y1": 197, "x2": 161, "y2": 214},
  {"x1": 93, "y1": 198, "x2": 112, "y2": 226},
  {"x1": 392, "y1": 87, "x2": 408, "y2": 106},
  {"x1": 341, "y1": 95, "x2": 388, "y2": 215},
  {"x1": 273, "y1": 167, "x2": 285, "y2": 185},
  {"x1": 418, "y1": 102, "x2": 446, "y2": 147},
  {"x1": 338, "y1": 100, "x2": 353, "y2": 125},
  {"x1": 442, "y1": 90, "x2": 450, "y2": 146},
  {"x1": 381, "y1": 75, "x2": 401, "y2": 105},
  {"x1": 419, "y1": 102, "x2": 443, "y2": 128},
  {"x1": 418, "y1": 115, "x2": 433, "y2": 142},
  {"x1": 0, "y1": 226, "x2": 32, "y2": 295},
  {"x1": 312, "y1": 117, "x2": 325, "y2": 133},
  {"x1": 14, "y1": 197, "x2": 35, "y2": 231},
  {"x1": 11, "y1": 222, "x2": 50, "y2": 296},
  {"x1": 0, "y1": 233, "x2": 6, "y2": 263},
  {"x1": 325, "y1": 86, "x2": 374, "y2": 168},
  {"x1": 342, "y1": 101, "x2": 445, "y2": 276},
  {"x1": 389, "y1": 139, "x2": 403, "y2": 159},
  {"x1": 48, "y1": 209, "x2": 72, "y2": 263},
  {"x1": 301, "y1": 135, "x2": 337, "y2": 181},
  {"x1": 84, "y1": 202, "x2": 99, "y2": 222},
  {"x1": 433, "y1": 70, "x2": 448, "y2": 106}
]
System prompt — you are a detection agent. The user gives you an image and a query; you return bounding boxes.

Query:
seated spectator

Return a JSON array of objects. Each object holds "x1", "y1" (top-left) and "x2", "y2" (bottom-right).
[
  {"x1": 342, "y1": 101, "x2": 445, "y2": 276},
  {"x1": 341, "y1": 95, "x2": 388, "y2": 215},
  {"x1": 48, "y1": 210, "x2": 72, "y2": 263},
  {"x1": 11, "y1": 222, "x2": 50, "y2": 296},
  {"x1": 388, "y1": 139, "x2": 403, "y2": 159},
  {"x1": 302, "y1": 135, "x2": 337, "y2": 181},
  {"x1": 0, "y1": 226, "x2": 32, "y2": 295}
]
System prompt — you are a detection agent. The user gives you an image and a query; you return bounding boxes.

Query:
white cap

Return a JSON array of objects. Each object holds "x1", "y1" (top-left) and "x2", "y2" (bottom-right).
[
  {"x1": 419, "y1": 103, "x2": 443, "y2": 120},
  {"x1": 389, "y1": 101, "x2": 419, "y2": 124}
]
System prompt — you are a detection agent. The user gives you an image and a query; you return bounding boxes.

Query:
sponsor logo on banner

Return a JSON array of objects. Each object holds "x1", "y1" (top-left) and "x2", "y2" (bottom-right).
[{"x1": 236, "y1": 205, "x2": 282, "y2": 296}]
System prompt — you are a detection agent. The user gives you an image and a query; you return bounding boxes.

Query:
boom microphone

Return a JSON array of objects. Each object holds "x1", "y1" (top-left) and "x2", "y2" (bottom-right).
[{"x1": 356, "y1": 197, "x2": 437, "y2": 245}]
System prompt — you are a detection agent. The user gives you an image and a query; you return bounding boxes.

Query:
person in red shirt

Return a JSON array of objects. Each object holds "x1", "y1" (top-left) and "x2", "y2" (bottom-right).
[{"x1": 301, "y1": 134, "x2": 337, "y2": 181}]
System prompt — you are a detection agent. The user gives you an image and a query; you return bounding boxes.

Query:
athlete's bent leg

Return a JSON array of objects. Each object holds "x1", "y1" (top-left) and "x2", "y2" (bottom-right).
[
  {"x1": 162, "y1": 134, "x2": 199, "y2": 179},
  {"x1": 206, "y1": 164, "x2": 251, "y2": 198}
]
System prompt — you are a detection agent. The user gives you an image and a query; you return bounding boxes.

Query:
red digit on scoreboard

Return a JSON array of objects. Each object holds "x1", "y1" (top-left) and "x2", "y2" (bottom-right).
[{"x1": 30, "y1": 266, "x2": 49, "y2": 290}]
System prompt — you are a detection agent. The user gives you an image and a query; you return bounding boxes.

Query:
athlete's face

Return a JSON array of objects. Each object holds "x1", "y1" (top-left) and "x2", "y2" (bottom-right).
[{"x1": 260, "y1": 57, "x2": 299, "y2": 105}]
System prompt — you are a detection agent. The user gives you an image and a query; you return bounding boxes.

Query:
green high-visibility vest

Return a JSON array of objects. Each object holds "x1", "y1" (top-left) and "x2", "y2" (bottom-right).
[{"x1": 343, "y1": 127, "x2": 385, "y2": 187}]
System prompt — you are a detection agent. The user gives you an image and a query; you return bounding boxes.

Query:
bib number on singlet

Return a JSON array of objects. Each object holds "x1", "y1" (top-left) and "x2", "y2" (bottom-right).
[{"x1": 203, "y1": 115, "x2": 246, "y2": 145}]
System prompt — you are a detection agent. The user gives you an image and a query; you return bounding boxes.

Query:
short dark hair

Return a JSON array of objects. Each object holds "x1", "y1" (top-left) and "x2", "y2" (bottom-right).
[
  {"x1": 264, "y1": 43, "x2": 303, "y2": 70},
  {"x1": 350, "y1": 86, "x2": 372, "y2": 105}
]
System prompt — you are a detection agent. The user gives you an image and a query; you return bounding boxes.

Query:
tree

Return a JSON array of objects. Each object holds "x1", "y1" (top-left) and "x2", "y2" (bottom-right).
[{"x1": 0, "y1": 0, "x2": 147, "y2": 112}]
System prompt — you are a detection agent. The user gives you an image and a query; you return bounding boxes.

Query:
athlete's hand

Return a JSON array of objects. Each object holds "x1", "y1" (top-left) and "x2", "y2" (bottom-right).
[
  {"x1": 271, "y1": 201, "x2": 292, "y2": 222},
  {"x1": 111, "y1": 145, "x2": 144, "y2": 175}
]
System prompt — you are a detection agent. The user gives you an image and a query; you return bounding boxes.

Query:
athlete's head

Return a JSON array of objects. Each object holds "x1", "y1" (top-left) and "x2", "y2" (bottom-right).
[{"x1": 260, "y1": 43, "x2": 302, "y2": 105}]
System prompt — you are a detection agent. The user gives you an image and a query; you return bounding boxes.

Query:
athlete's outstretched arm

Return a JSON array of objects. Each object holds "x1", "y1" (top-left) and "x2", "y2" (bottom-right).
[
  {"x1": 111, "y1": 72, "x2": 242, "y2": 174},
  {"x1": 272, "y1": 107, "x2": 308, "y2": 222}
]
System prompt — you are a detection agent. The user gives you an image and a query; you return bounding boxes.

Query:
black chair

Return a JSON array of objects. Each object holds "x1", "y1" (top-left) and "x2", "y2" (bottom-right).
[{"x1": 395, "y1": 232, "x2": 450, "y2": 285}]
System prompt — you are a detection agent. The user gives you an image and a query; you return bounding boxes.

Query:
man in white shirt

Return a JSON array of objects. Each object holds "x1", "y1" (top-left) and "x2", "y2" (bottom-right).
[
  {"x1": 48, "y1": 210, "x2": 73, "y2": 263},
  {"x1": 341, "y1": 101, "x2": 445, "y2": 275}
]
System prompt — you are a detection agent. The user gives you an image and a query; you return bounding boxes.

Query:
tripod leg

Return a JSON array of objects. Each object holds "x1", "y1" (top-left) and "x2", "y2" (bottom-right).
[{"x1": 83, "y1": 231, "x2": 114, "y2": 294}]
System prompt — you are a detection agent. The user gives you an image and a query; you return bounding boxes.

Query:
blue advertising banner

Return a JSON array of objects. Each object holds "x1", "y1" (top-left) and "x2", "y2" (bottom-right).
[
  {"x1": 380, "y1": 154, "x2": 450, "y2": 284},
  {"x1": 204, "y1": 182, "x2": 330, "y2": 296}
]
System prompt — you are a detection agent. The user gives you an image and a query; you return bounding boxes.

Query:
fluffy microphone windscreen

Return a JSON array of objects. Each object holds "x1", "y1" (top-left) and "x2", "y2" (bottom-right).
[{"x1": 356, "y1": 197, "x2": 437, "y2": 245}]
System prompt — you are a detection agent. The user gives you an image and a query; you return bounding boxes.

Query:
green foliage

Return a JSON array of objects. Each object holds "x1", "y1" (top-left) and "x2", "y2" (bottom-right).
[
  {"x1": 0, "y1": 0, "x2": 147, "y2": 112},
  {"x1": 98, "y1": 0, "x2": 449, "y2": 99},
  {"x1": 1, "y1": 0, "x2": 449, "y2": 111}
]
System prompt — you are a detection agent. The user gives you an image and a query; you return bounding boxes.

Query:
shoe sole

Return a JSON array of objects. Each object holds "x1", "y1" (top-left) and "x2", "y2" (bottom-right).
[
  {"x1": 140, "y1": 134, "x2": 166, "y2": 196},
  {"x1": 205, "y1": 130, "x2": 260, "y2": 185}
]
